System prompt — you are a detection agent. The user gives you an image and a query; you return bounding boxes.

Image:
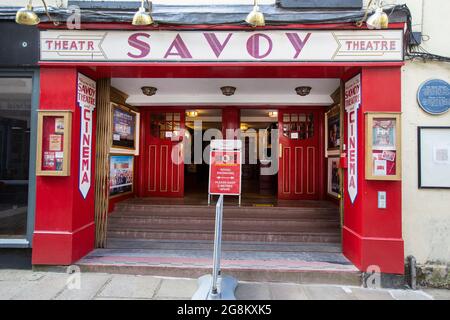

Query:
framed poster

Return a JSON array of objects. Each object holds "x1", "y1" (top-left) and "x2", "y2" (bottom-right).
[
  {"x1": 111, "y1": 104, "x2": 136, "y2": 150},
  {"x1": 418, "y1": 127, "x2": 450, "y2": 189},
  {"x1": 325, "y1": 106, "x2": 341, "y2": 157},
  {"x1": 36, "y1": 110, "x2": 72, "y2": 176},
  {"x1": 327, "y1": 157, "x2": 340, "y2": 198},
  {"x1": 109, "y1": 155, "x2": 134, "y2": 197},
  {"x1": 365, "y1": 112, "x2": 401, "y2": 181}
]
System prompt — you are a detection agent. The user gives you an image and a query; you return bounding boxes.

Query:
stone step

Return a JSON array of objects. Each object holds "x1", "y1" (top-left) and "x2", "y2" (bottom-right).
[
  {"x1": 107, "y1": 216, "x2": 340, "y2": 229},
  {"x1": 111, "y1": 207, "x2": 339, "y2": 220},
  {"x1": 107, "y1": 228, "x2": 341, "y2": 243},
  {"x1": 105, "y1": 239, "x2": 342, "y2": 253},
  {"x1": 76, "y1": 248, "x2": 361, "y2": 286}
]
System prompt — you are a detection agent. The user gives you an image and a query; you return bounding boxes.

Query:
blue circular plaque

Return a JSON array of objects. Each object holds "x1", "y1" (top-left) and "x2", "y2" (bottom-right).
[{"x1": 417, "y1": 79, "x2": 450, "y2": 115}]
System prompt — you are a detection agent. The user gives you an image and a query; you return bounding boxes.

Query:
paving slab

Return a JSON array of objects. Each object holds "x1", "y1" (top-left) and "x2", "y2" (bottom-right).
[
  {"x1": 303, "y1": 285, "x2": 356, "y2": 300},
  {"x1": 98, "y1": 274, "x2": 161, "y2": 299},
  {"x1": 235, "y1": 283, "x2": 271, "y2": 300},
  {"x1": 268, "y1": 283, "x2": 308, "y2": 300},
  {"x1": 423, "y1": 289, "x2": 450, "y2": 300},
  {"x1": 156, "y1": 278, "x2": 198, "y2": 299},
  {"x1": 388, "y1": 289, "x2": 433, "y2": 300},
  {"x1": 11, "y1": 273, "x2": 68, "y2": 300},
  {"x1": 55, "y1": 273, "x2": 112, "y2": 300},
  {"x1": 348, "y1": 287, "x2": 394, "y2": 300}
]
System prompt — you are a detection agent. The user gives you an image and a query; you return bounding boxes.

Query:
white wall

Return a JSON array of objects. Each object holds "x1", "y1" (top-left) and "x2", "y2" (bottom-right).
[{"x1": 400, "y1": 0, "x2": 450, "y2": 265}]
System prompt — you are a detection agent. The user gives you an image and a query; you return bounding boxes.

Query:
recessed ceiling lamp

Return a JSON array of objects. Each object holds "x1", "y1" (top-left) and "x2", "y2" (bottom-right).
[
  {"x1": 186, "y1": 110, "x2": 198, "y2": 117},
  {"x1": 268, "y1": 111, "x2": 278, "y2": 118},
  {"x1": 245, "y1": 0, "x2": 265, "y2": 27},
  {"x1": 141, "y1": 86, "x2": 157, "y2": 96},
  {"x1": 132, "y1": 0, "x2": 153, "y2": 26},
  {"x1": 295, "y1": 86, "x2": 312, "y2": 96},
  {"x1": 220, "y1": 86, "x2": 237, "y2": 96},
  {"x1": 15, "y1": 0, "x2": 56, "y2": 26}
]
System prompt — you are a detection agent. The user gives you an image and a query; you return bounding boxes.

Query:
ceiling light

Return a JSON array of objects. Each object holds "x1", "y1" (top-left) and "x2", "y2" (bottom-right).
[
  {"x1": 295, "y1": 86, "x2": 312, "y2": 96},
  {"x1": 240, "y1": 124, "x2": 249, "y2": 131},
  {"x1": 268, "y1": 111, "x2": 278, "y2": 118},
  {"x1": 186, "y1": 110, "x2": 198, "y2": 118},
  {"x1": 141, "y1": 86, "x2": 157, "y2": 96},
  {"x1": 220, "y1": 86, "x2": 236, "y2": 96},
  {"x1": 245, "y1": 0, "x2": 265, "y2": 27},
  {"x1": 132, "y1": 0, "x2": 153, "y2": 26}
]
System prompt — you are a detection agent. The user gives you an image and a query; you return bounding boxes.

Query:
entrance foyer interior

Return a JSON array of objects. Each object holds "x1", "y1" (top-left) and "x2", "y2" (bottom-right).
[{"x1": 104, "y1": 76, "x2": 343, "y2": 256}]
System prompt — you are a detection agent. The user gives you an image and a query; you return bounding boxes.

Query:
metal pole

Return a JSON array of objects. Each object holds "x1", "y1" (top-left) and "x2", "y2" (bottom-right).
[{"x1": 211, "y1": 194, "x2": 224, "y2": 295}]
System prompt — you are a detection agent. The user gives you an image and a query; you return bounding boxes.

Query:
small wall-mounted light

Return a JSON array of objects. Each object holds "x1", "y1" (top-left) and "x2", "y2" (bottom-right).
[
  {"x1": 132, "y1": 0, "x2": 153, "y2": 26},
  {"x1": 220, "y1": 86, "x2": 236, "y2": 96},
  {"x1": 141, "y1": 86, "x2": 157, "y2": 96},
  {"x1": 295, "y1": 86, "x2": 312, "y2": 96},
  {"x1": 186, "y1": 110, "x2": 198, "y2": 118},
  {"x1": 268, "y1": 111, "x2": 278, "y2": 118},
  {"x1": 15, "y1": 0, "x2": 57, "y2": 26},
  {"x1": 245, "y1": 0, "x2": 265, "y2": 27},
  {"x1": 366, "y1": 6, "x2": 389, "y2": 30}
]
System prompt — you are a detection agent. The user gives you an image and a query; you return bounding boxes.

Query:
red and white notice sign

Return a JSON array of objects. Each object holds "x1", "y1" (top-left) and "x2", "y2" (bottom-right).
[
  {"x1": 209, "y1": 140, "x2": 242, "y2": 195},
  {"x1": 77, "y1": 73, "x2": 96, "y2": 199},
  {"x1": 345, "y1": 74, "x2": 361, "y2": 204}
]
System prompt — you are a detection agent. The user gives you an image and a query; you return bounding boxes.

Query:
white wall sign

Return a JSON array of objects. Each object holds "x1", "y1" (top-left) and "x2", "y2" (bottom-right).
[
  {"x1": 345, "y1": 74, "x2": 361, "y2": 204},
  {"x1": 77, "y1": 73, "x2": 96, "y2": 199},
  {"x1": 40, "y1": 29, "x2": 403, "y2": 62}
]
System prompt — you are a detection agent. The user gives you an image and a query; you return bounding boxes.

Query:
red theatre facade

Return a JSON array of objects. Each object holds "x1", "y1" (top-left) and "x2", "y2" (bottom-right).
[{"x1": 33, "y1": 23, "x2": 405, "y2": 275}]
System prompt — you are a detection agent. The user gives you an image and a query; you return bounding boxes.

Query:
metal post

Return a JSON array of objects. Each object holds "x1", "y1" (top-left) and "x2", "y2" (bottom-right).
[{"x1": 211, "y1": 194, "x2": 224, "y2": 295}]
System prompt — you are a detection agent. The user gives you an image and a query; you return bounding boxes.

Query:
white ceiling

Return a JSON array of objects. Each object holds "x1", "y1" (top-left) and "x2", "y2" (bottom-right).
[{"x1": 111, "y1": 78, "x2": 340, "y2": 107}]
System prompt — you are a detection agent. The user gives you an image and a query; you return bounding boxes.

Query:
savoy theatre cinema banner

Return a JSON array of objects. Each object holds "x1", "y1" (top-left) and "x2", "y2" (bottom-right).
[{"x1": 40, "y1": 29, "x2": 404, "y2": 62}]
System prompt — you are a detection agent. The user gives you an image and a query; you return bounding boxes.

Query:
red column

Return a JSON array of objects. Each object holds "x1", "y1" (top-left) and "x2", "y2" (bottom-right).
[
  {"x1": 32, "y1": 67, "x2": 96, "y2": 265},
  {"x1": 222, "y1": 107, "x2": 240, "y2": 138},
  {"x1": 342, "y1": 67, "x2": 404, "y2": 274}
]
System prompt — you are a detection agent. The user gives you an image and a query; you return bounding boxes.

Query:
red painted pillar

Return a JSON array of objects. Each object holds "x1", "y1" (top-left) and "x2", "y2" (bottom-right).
[
  {"x1": 222, "y1": 107, "x2": 240, "y2": 138},
  {"x1": 342, "y1": 67, "x2": 404, "y2": 274},
  {"x1": 32, "y1": 67, "x2": 96, "y2": 265}
]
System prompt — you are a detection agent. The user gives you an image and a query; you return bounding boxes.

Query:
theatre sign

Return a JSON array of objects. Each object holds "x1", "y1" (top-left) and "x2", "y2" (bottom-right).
[{"x1": 40, "y1": 29, "x2": 403, "y2": 62}]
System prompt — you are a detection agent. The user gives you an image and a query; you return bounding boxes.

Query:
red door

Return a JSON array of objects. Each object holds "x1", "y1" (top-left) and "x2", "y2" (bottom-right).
[
  {"x1": 278, "y1": 109, "x2": 321, "y2": 200},
  {"x1": 144, "y1": 110, "x2": 185, "y2": 197}
]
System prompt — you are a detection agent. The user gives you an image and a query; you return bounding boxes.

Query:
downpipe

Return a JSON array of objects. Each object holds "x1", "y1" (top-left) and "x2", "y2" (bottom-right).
[{"x1": 407, "y1": 255, "x2": 417, "y2": 290}]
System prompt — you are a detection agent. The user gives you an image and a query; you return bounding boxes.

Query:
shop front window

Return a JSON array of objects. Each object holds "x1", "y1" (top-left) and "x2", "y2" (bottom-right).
[{"x1": 0, "y1": 77, "x2": 32, "y2": 238}]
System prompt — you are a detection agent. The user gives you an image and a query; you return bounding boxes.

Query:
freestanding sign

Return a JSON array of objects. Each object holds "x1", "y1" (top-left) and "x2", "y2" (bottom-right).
[
  {"x1": 345, "y1": 74, "x2": 361, "y2": 204},
  {"x1": 77, "y1": 73, "x2": 96, "y2": 199},
  {"x1": 208, "y1": 140, "x2": 242, "y2": 205}
]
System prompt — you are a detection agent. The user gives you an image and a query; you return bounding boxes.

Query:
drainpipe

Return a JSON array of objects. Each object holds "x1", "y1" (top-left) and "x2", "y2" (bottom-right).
[{"x1": 407, "y1": 255, "x2": 417, "y2": 290}]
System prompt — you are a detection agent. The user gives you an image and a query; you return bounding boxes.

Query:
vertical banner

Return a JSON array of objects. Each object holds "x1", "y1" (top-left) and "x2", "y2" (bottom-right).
[
  {"x1": 344, "y1": 74, "x2": 361, "y2": 204},
  {"x1": 77, "y1": 73, "x2": 96, "y2": 199}
]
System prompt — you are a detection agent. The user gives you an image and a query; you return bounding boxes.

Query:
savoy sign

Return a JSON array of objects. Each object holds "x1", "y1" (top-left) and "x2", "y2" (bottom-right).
[{"x1": 40, "y1": 29, "x2": 403, "y2": 62}]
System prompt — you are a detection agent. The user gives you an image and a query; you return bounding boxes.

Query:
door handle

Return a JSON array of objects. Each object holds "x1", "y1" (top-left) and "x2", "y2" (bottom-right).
[{"x1": 279, "y1": 143, "x2": 282, "y2": 158}]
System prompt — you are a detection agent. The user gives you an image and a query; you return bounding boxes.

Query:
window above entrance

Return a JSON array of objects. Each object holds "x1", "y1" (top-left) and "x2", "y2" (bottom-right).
[
  {"x1": 282, "y1": 113, "x2": 314, "y2": 140},
  {"x1": 150, "y1": 112, "x2": 181, "y2": 140}
]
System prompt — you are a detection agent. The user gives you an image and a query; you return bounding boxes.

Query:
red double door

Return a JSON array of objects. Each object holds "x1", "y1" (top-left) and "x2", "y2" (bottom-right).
[
  {"x1": 278, "y1": 109, "x2": 322, "y2": 200},
  {"x1": 141, "y1": 108, "x2": 322, "y2": 200}
]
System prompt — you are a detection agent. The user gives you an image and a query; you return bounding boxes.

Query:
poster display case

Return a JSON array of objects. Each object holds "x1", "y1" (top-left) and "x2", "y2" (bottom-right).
[
  {"x1": 111, "y1": 104, "x2": 137, "y2": 150},
  {"x1": 325, "y1": 105, "x2": 341, "y2": 157},
  {"x1": 109, "y1": 154, "x2": 134, "y2": 197},
  {"x1": 365, "y1": 112, "x2": 401, "y2": 180},
  {"x1": 36, "y1": 110, "x2": 72, "y2": 176}
]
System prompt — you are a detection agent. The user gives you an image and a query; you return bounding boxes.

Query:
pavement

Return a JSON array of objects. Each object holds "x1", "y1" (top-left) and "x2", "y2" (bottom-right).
[{"x1": 0, "y1": 269, "x2": 449, "y2": 300}]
